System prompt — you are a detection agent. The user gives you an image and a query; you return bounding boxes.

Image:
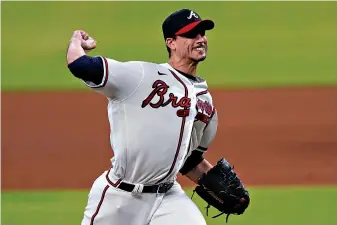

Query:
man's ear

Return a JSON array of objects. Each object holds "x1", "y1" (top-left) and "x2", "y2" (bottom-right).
[{"x1": 166, "y1": 37, "x2": 176, "y2": 51}]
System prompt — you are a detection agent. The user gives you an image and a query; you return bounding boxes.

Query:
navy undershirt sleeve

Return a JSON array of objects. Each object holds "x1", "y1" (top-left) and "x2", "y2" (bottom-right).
[
  {"x1": 68, "y1": 55, "x2": 104, "y2": 85},
  {"x1": 179, "y1": 151, "x2": 204, "y2": 175}
]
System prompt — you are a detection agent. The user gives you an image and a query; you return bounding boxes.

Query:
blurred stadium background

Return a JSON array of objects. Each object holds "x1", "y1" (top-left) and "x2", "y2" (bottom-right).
[{"x1": 1, "y1": 1, "x2": 337, "y2": 225}]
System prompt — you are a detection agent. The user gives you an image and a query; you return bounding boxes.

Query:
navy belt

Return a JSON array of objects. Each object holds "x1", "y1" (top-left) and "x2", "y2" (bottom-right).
[{"x1": 118, "y1": 181, "x2": 174, "y2": 194}]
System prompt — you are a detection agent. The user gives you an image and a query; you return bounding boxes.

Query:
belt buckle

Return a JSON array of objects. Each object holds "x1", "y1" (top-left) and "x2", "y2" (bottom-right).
[{"x1": 157, "y1": 182, "x2": 172, "y2": 194}]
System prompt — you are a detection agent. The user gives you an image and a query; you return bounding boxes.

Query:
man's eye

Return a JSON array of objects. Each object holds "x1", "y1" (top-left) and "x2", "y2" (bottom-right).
[{"x1": 183, "y1": 30, "x2": 205, "y2": 39}]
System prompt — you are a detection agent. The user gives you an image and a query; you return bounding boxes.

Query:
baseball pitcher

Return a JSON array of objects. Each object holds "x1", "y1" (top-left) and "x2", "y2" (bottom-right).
[{"x1": 66, "y1": 8, "x2": 250, "y2": 225}]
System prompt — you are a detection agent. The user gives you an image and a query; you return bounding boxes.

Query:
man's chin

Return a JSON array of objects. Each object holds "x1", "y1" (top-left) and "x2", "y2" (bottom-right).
[{"x1": 192, "y1": 55, "x2": 207, "y2": 63}]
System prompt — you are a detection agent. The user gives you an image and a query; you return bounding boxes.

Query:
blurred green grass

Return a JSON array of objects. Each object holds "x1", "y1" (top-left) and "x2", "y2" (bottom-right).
[
  {"x1": 2, "y1": 187, "x2": 337, "y2": 225},
  {"x1": 2, "y1": 1, "x2": 337, "y2": 91}
]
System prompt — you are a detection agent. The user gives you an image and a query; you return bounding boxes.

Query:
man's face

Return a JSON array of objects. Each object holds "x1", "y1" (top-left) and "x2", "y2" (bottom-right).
[{"x1": 171, "y1": 29, "x2": 208, "y2": 62}]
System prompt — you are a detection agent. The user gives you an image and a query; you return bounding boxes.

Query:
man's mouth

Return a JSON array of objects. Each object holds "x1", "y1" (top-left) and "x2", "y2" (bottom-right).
[{"x1": 194, "y1": 46, "x2": 206, "y2": 51}]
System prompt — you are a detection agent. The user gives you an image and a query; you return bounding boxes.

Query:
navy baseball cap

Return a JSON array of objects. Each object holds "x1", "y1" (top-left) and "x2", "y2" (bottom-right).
[{"x1": 162, "y1": 9, "x2": 215, "y2": 40}]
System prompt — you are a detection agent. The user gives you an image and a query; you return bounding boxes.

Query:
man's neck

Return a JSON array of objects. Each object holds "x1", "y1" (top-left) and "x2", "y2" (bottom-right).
[{"x1": 168, "y1": 58, "x2": 198, "y2": 76}]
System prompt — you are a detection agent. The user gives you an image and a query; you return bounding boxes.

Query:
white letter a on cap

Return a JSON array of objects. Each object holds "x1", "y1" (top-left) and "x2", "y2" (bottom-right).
[{"x1": 187, "y1": 11, "x2": 199, "y2": 19}]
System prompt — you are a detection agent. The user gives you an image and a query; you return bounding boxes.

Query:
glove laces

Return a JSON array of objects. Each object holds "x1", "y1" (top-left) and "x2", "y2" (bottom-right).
[{"x1": 191, "y1": 190, "x2": 231, "y2": 223}]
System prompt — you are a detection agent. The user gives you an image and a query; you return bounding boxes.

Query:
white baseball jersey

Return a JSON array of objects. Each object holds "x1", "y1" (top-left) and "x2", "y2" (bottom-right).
[{"x1": 82, "y1": 57, "x2": 217, "y2": 185}]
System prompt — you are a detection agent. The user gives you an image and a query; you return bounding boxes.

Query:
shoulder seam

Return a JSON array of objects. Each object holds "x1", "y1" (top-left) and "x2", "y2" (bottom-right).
[{"x1": 111, "y1": 61, "x2": 145, "y2": 103}]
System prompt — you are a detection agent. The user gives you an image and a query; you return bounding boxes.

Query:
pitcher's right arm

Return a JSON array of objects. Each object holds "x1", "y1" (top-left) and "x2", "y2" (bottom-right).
[{"x1": 66, "y1": 30, "x2": 144, "y2": 100}]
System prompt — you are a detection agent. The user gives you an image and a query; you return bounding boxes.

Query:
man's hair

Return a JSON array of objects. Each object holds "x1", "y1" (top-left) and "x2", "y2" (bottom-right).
[
  {"x1": 166, "y1": 46, "x2": 171, "y2": 58},
  {"x1": 166, "y1": 36, "x2": 176, "y2": 58}
]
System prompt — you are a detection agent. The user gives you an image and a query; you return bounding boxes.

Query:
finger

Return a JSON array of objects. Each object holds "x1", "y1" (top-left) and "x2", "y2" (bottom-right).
[
  {"x1": 81, "y1": 38, "x2": 97, "y2": 50},
  {"x1": 88, "y1": 37, "x2": 96, "y2": 45},
  {"x1": 79, "y1": 31, "x2": 88, "y2": 40},
  {"x1": 72, "y1": 30, "x2": 83, "y2": 39},
  {"x1": 92, "y1": 41, "x2": 97, "y2": 49},
  {"x1": 89, "y1": 39, "x2": 97, "y2": 49},
  {"x1": 83, "y1": 34, "x2": 89, "y2": 41}
]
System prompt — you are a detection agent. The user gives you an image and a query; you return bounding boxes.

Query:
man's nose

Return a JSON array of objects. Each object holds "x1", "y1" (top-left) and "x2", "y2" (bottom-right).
[{"x1": 195, "y1": 34, "x2": 206, "y2": 43}]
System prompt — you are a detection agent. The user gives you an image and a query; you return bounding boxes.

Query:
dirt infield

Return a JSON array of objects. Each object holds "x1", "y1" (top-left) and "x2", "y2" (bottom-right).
[{"x1": 2, "y1": 87, "x2": 337, "y2": 190}]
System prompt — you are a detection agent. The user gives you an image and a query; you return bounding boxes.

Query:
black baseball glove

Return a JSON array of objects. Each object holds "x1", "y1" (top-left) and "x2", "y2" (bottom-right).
[{"x1": 192, "y1": 158, "x2": 250, "y2": 223}]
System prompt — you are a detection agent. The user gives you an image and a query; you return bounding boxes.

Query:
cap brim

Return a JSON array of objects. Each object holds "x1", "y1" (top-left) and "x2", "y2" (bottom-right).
[{"x1": 175, "y1": 19, "x2": 214, "y2": 35}]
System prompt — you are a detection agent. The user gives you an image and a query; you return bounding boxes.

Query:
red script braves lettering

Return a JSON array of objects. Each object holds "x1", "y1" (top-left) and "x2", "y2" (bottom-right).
[{"x1": 142, "y1": 80, "x2": 191, "y2": 109}]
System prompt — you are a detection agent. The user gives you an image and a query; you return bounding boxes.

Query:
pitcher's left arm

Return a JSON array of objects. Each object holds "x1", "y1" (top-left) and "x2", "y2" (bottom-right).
[
  {"x1": 181, "y1": 110, "x2": 250, "y2": 222},
  {"x1": 180, "y1": 109, "x2": 218, "y2": 182}
]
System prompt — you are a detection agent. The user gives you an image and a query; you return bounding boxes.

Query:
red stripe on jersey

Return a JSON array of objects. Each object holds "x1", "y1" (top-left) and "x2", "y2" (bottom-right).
[
  {"x1": 196, "y1": 90, "x2": 208, "y2": 96},
  {"x1": 157, "y1": 70, "x2": 190, "y2": 184},
  {"x1": 195, "y1": 112, "x2": 210, "y2": 124},
  {"x1": 203, "y1": 107, "x2": 216, "y2": 131},
  {"x1": 89, "y1": 185, "x2": 109, "y2": 225},
  {"x1": 105, "y1": 168, "x2": 122, "y2": 187}
]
